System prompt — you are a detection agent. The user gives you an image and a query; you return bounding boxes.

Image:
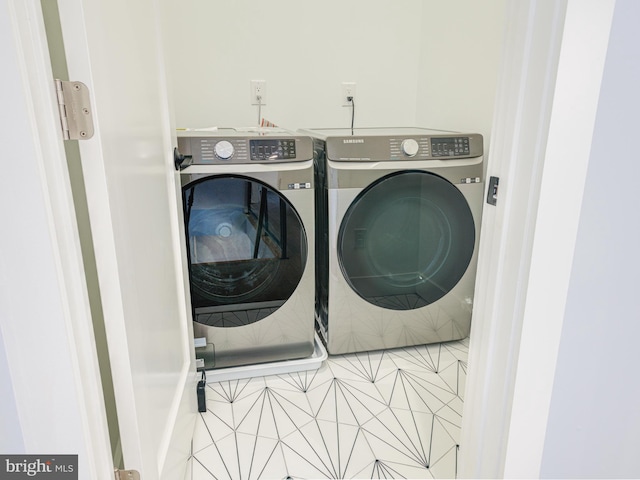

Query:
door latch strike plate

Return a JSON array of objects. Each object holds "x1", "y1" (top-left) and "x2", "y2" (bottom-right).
[
  {"x1": 55, "y1": 79, "x2": 94, "y2": 140},
  {"x1": 487, "y1": 176, "x2": 499, "y2": 206}
]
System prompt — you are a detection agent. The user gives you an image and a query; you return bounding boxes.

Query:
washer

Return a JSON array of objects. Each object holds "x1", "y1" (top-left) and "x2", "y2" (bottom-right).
[
  {"x1": 178, "y1": 128, "x2": 315, "y2": 369},
  {"x1": 303, "y1": 127, "x2": 484, "y2": 355}
]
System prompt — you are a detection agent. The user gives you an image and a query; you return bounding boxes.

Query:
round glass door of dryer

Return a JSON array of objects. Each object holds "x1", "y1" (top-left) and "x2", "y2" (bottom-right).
[
  {"x1": 337, "y1": 170, "x2": 475, "y2": 310},
  {"x1": 183, "y1": 175, "x2": 307, "y2": 327}
]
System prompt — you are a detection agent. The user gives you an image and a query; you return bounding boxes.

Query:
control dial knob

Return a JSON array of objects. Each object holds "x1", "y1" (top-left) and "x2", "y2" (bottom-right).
[
  {"x1": 401, "y1": 139, "x2": 419, "y2": 157},
  {"x1": 214, "y1": 140, "x2": 234, "y2": 160}
]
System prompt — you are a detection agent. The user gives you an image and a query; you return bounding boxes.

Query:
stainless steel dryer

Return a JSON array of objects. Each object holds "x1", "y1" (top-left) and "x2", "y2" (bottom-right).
[
  {"x1": 178, "y1": 129, "x2": 315, "y2": 369},
  {"x1": 304, "y1": 127, "x2": 484, "y2": 355}
]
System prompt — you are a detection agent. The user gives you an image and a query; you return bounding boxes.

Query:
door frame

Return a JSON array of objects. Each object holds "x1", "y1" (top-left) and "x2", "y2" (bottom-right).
[
  {"x1": 460, "y1": 0, "x2": 616, "y2": 477},
  {"x1": 2, "y1": 0, "x2": 616, "y2": 477}
]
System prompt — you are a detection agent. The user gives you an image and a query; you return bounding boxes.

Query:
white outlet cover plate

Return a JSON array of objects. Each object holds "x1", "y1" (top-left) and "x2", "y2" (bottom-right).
[
  {"x1": 251, "y1": 80, "x2": 267, "y2": 105},
  {"x1": 341, "y1": 82, "x2": 356, "y2": 106}
]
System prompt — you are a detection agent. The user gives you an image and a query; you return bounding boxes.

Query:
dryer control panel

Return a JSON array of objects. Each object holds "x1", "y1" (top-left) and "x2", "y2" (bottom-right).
[
  {"x1": 430, "y1": 137, "x2": 471, "y2": 157},
  {"x1": 308, "y1": 128, "x2": 483, "y2": 162},
  {"x1": 390, "y1": 136, "x2": 472, "y2": 158}
]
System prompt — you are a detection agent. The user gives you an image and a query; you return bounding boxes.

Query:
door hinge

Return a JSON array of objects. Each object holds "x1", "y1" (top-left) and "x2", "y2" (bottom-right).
[
  {"x1": 114, "y1": 469, "x2": 140, "y2": 480},
  {"x1": 487, "y1": 176, "x2": 499, "y2": 206},
  {"x1": 55, "y1": 79, "x2": 94, "y2": 140}
]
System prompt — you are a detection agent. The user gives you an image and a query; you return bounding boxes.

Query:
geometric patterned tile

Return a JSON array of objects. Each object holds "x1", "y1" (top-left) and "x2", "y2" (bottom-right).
[{"x1": 186, "y1": 338, "x2": 468, "y2": 479}]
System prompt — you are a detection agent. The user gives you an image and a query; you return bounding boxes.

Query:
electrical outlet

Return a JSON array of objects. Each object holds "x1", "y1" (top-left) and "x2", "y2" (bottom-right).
[
  {"x1": 342, "y1": 82, "x2": 356, "y2": 106},
  {"x1": 250, "y1": 80, "x2": 267, "y2": 105}
]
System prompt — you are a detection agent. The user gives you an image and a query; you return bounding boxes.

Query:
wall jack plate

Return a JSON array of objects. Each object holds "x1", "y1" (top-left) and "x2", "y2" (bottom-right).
[
  {"x1": 251, "y1": 80, "x2": 267, "y2": 105},
  {"x1": 342, "y1": 82, "x2": 356, "y2": 106}
]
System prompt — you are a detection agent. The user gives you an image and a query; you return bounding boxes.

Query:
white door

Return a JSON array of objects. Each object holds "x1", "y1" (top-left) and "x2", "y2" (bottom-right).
[
  {"x1": 3, "y1": 0, "x2": 195, "y2": 477},
  {"x1": 53, "y1": 0, "x2": 196, "y2": 478}
]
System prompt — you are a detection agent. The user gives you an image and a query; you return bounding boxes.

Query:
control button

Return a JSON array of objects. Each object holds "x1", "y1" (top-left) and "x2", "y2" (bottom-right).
[
  {"x1": 401, "y1": 139, "x2": 420, "y2": 157},
  {"x1": 214, "y1": 140, "x2": 234, "y2": 160}
]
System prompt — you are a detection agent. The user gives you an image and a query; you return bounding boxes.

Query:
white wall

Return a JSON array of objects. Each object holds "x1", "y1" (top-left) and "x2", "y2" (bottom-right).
[
  {"x1": 162, "y1": 0, "x2": 506, "y2": 137},
  {"x1": 415, "y1": 0, "x2": 506, "y2": 142},
  {"x1": 540, "y1": 0, "x2": 640, "y2": 477},
  {"x1": 0, "y1": 1, "x2": 23, "y2": 451},
  {"x1": 0, "y1": 327, "x2": 24, "y2": 453}
]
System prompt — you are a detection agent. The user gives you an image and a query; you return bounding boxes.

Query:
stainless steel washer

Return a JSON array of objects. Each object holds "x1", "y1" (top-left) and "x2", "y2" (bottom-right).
[
  {"x1": 178, "y1": 129, "x2": 315, "y2": 369},
  {"x1": 304, "y1": 127, "x2": 484, "y2": 354}
]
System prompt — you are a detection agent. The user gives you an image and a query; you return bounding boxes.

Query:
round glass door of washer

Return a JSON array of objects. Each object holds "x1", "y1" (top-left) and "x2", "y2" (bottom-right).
[
  {"x1": 183, "y1": 175, "x2": 307, "y2": 326},
  {"x1": 337, "y1": 170, "x2": 475, "y2": 310}
]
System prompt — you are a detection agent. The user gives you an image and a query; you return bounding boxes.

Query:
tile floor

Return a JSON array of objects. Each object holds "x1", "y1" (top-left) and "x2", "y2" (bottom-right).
[{"x1": 186, "y1": 338, "x2": 468, "y2": 479}]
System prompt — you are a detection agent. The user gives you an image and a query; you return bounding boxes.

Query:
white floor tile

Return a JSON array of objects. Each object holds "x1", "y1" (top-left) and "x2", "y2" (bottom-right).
[{"x1": 191, "y1": 338, "x2": 468, "y2": 479}]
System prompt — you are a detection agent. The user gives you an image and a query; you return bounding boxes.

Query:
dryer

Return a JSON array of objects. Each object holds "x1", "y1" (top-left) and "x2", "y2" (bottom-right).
[
  {"x1": 178, "y1": 129, "x2": 315, "y2": 369},
  {"x1": 304, "y1": 127, "x2": 484, "y2": 355}
]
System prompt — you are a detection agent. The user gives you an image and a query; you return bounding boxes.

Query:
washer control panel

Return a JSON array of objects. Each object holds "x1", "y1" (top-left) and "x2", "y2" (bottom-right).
[
  {"x1": 177, "y1": 134, "x2": 312, "y2": 165},
  {"x1": 250, "y1": 139, "x2": 296, "y2": 160},
  {"x1": 197, "y1": 138, "x2": 248, "y2": 163}
]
